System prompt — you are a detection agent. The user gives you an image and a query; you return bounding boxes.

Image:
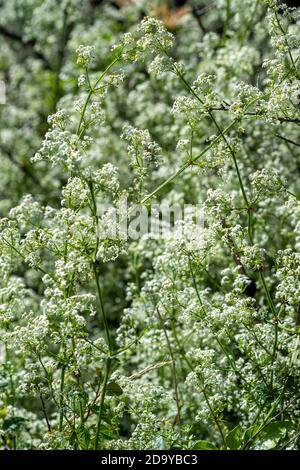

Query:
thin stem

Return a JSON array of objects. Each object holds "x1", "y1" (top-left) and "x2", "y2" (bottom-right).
[
  {"x1": 38, "y1": 350, "x2": 81, "y2": 444},
  {"x1": 88, "y1": 181, "x2": 100, "y2": 258},
  {"x1": 201, "y1": 384, "x2": 227, "y2": 449},
  {"x1": 275, "y1": 133, "x2": 300, "y2": 148},
  {"x1": 76, "y1": 56, "x2": 120, "y2": 137},
  {"x1": 85, "y1": 376, "x2": 102, "y2": 422},
  {"x1": 209, "y1": 106, "x2": 300, "y2": 123},
  {"x1": 243, "y1": 382, "x2": 289, "y2": 449},
  {"x1": 172, "y1": 326, "x2": 226, "y2": 448},
  {"x1": 175, "y1": 65, "x2": 251, "y2": 209},
  {"x1": 242, "y1": 322, "x2": 273, "y2": 357},
  {"x1": 71, "y1": 338, "x2": 85, "y2": 426},
  {"x1": 259, "y1": 272, "x2": 277, "y2": 318},
  {"x1": 40, "y1": 393, "x2": 51, "y2": 432},
  {"x1": 93, "y1": 263, "x2": 113, "y2": 354},
  {"x1": 94, "y1": 357, "x2": 111, "y2": 450},
  {"x1": 221, "y1": 0, "x2": 231, "y2": 46},
  {"x1": 141, "y1": 118, "x2": 239, "y2": 203},
  {"x1": 1, "y1": 236, "x2": 48, "y2": 276},
  {"x1": 174, "y1": 66, "x2": 280, "y2": 327},
  {"x1": 189, "y1": 259, "x2": 249, "y2": 387},
  {"x1": 59, "y1": 364, "x2": 66, "y2": 432},
  {"x1": 156, "y1": 307, "x2": 181, "y2": 426},
  {"x1": 274, "y1": 9, "x2": 299, "y2": 79}
]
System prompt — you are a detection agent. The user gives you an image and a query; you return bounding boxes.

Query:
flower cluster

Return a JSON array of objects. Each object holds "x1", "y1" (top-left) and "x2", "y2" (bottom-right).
[{"x1": 0, "y1": 0, "x2": 300, "y2": 452}]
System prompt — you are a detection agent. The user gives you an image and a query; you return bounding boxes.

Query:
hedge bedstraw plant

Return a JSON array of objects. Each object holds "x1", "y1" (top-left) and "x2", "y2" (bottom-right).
[{"x1": 0, "y1": 0, "x2": 300, "y2": 450}]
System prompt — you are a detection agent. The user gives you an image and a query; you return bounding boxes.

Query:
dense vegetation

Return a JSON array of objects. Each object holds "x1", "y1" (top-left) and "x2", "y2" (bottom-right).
[{"x1": 0, "y1": 0, "x2": 299, "y2": 450}]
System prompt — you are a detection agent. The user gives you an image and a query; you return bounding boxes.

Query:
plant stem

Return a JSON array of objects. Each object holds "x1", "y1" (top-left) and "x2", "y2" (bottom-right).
[
  {"x1": 172, "y1": 323, "x2": 226, "y2": 448},
  {"x1": 76, "y1": 56, "x2": 120, "y2": 137},
  {"x1": 40, "y1": 393, "x2": 52, "y2": 432},
  {"x1": 208, "y1": 107, "x2": 300, "y2": 124},
  {"x1": 94, "y1": 357, "x2": 111, "y2": 450},
  {"x1": 141, "y1": 118, "x2": 238, "y2": 203},
  {"x1": 59, "y1": 364, "x2": 66, "y2": 432},
  {"x1": 274, "y1": 9, "x2": 299, "y2": 79},
  {"x1": 93, "y1": 263, "x2": 113, "y2": 353},
  {"x1": 173, "y1": 65, "x2": 280, "y2": 346}
]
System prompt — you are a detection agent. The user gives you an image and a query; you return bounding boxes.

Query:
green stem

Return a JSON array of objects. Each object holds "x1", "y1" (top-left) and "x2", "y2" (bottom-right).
[
  {"x1": 141, "y1": 118, "x2": 238, "y2": 203},
  {"x1": 172, "y1": 327, "x2": 226, "y2": 448},
  {"x1": 40, "y1": 393, "x2": 52, "y2": 432},
  {"x1": 221, "y1": 0, "x2": 231, "y2": 46},
  {"x1": 259, "y1": 272, "x2": 277, "y2": 318},
  {"x1": 175, "y1": 65, "x2": 251, "y2": 209},
  {"x1": 88, "y1": 181, "x2": 100, "y2": 258},
  {"x1": 76, "y1": 56, "x2": 120, "y2": 137},
  {"x1": 93, "y1": 263, "x2": 113, "y2": 354},
  {"x1": 156, "y1": 307, "x2": 181, "y2": 426},
  {"x1": 208, "y1": 107, "x2": 300, "y2": 124},
  {"x1": 275, "y1": 133, "x2": 300, "y2": 148},
  {"x1": 174, "y1": 66, "x2": 280, "y2": 327},
  {"x1": 202, "y1": 384, "x2": 227, "y2": 449},
  {"x1": 274, "y1": 9, "x2": 299, "y2": 79},
  {"x1": 189, "y1": 259, "x2": 249, "y2": 387}
]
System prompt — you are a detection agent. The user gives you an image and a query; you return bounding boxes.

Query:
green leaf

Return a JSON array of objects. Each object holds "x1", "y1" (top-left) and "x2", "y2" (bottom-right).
[
  {"x1": 90, "y1": 402, "x2": 109, "y2": 414},
  {"x1": 191, "y1": 440, "x2": 218, "y2": 450},
  {"x1": 254, "y1": 421, "x2": 294, "y2": 450},
  {"x1": 106, "y1": 382, "x2": 123, "y2": 396},
  {"x1": 77, "y1": 423, "x2": 91, "y2": 446},
  {"x1": 225, "y1": 424, "x2": 243, "y2": 450},
  {"x1": 2, "y1": 416, "x2": 26, "y2": 432},
  {"x1": 243, "y1": 425, "x2": 255, "y2": 445}
]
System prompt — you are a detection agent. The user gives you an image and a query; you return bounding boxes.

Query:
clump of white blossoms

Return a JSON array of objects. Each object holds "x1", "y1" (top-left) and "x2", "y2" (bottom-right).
[{"x1": 121, "y1": 124, "x2": 162, "y2": 196}]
